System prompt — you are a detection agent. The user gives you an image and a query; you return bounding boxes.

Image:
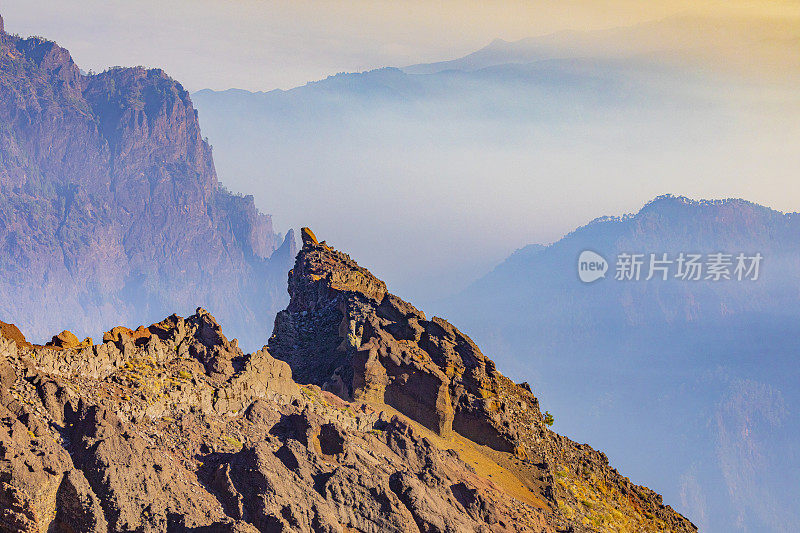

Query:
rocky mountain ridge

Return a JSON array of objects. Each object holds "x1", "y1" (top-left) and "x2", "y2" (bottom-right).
[
  {"x1": 0, "y1": 228, "x2": 695, "y2": 532},
  {"x1": 0, "y1": 14, "x2": 294, "y2": 349}
]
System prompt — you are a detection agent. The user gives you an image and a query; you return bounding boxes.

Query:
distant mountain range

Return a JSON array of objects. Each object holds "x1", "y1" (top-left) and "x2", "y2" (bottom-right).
[
  {"x1": 435, "y1": 195, "x2": 800, "y2": 532},
  {"x1": 191, "y1": 15, "x2": 800, "y2": 302},
  {"x1": 0, "y1": 15, "x2": 294, "y2": 349},
  {"x1": 404, "y1": 15, "x2": 800, "y2": 81}
]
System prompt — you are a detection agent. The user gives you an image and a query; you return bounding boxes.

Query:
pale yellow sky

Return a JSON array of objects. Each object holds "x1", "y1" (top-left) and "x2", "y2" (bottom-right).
[{"x1": 1, "y1": 0, "x2": 798, "y2": 90}]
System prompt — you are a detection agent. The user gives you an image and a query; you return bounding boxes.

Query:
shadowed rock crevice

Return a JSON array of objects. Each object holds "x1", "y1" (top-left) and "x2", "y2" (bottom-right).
[
  {"x1": 317, "y1": 423, "x2": 345, "y2": 456},
  {"x1": 50, "y1": 469, "x2": 108, "y2": 533}
]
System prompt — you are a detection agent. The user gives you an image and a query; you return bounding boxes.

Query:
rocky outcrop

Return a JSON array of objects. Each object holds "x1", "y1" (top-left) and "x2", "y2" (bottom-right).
[
  {"x1": 0, "y1": 308, "x2": 295, "y2": 532},
  {"x1": 0, "y1": 18, "x2": 295, "y2": 350},
  {"x1": 1, "y1": 306, "x2": 694, "y2": 532},
  {"x1": 0, "y1": 310, "x2": 555, "y2": 532},
  {"x1": 270, "y1": 229, "x2": 538, "y2": 447},
  {"x1": 0, "y1": 322, "x2": 28, "y2": 349},
  {"x1": 0, "y1": 231, "x2": 695, "y2": 532},
  {"x1": 270, "y1": 229, "x2": 697, "y2": 532}
]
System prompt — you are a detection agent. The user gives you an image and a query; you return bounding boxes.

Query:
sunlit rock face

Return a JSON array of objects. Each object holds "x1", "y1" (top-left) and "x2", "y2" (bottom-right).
[
  {"x1": 268, "y1": 229, "x2": 697, "y2": 532},
  {"x1": 0, "y1": 230, "x2": 696, "y2": 531}
]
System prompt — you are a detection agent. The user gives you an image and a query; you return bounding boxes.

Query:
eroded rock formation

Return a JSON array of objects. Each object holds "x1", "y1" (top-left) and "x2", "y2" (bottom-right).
[
  {"x1": 0, "y1": 313, "x2": 551, "y2": 532},
  {"x1": 0, "y1": 231, "x2": 696, "y2": 532},
  {"x1": 268, "y1": 229, "x2": 697, "y2": 532}
]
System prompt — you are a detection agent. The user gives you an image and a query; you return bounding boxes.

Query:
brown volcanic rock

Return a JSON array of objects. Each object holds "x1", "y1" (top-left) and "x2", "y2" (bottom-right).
[
  {"x1": 0, "y1": 309, "x2": 290, "y2": 531},
  {"x1": 0, "y1": 322, "x2": 27, "y2": 349},
  {"x1": 50, "y1": 469, "x2": 108, "y2": 533},
  {"x1": 0, "y1": 22, "x2": 295, "y2": 350},
  {"x1": 64, "y1": 402, "x2": 226, "y2": 532},
  {"x1": 0, "y1": 310, "x2": 559, "y2": 532},
  {"x1": 46, "y1": 330, "x2": 81, "y2": 349},
  {"x1": 270, "y1": 230, "x2": 697, "y2": 532},
  {"x1": 0, "y1": 238, "x2": 695, "y2": 532},
  {"x1": 300, "y1": 226, "x2": 319, "y2": 246},
  {"x1": 270, "y1": 233, "x2": 520, "y2": 446}
]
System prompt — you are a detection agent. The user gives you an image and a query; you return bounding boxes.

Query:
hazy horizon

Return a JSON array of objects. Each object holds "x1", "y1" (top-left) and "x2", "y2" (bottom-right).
[
  {"x1": 2, "y1": 1, "x2": 799, "y2": 91},
  {"x1": 3, "y1": 1, "x2": 799, "y2": 300},
  {"x1": 192, "y1": 60, "x2": 800, "y2": 300}
]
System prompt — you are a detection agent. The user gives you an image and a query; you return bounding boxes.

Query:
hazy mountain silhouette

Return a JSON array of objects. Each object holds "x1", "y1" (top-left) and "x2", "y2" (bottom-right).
[
  {"x1": 436, "y1": 195, "x2": 800, "y2": 532},
  {"x1": 191, "y1": 42, "x2": 800, "y2": 303},
  {"x1": 0, "y1": 15, "x2": 294, "y2": 350},
  {"x1": 404, "y1": 15, "x2": 800, "y2": 81}
]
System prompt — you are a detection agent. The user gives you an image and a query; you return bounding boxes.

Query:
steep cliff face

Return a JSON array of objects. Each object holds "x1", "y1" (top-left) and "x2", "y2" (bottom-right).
[
  {"x1": 268, "y1": 229, "x2": 696, "y2": 532},
  {"x1": 0, "y1": 19, "x2": 294, "y2": 349}
]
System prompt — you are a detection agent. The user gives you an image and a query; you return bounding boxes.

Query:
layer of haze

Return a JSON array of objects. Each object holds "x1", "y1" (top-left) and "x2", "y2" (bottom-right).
[
  {"x1": 193, "y1": 71, "x2": 800, "y2": 301},
  {"x1": 2, "y1": 1, "x2": 799, "y2": 300}
]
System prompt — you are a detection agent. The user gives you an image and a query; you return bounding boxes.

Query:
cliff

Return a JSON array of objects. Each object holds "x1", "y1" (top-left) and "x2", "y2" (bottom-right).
[
  {"x1": 0, "y1": 17, "x2": 294, "y2": 349},
  {"x1": 0, "y1": 229, "x2": 695, "y2": 532}
]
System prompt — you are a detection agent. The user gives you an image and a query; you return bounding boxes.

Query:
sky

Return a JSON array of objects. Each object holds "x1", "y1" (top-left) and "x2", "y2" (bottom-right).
[{"x1": 1, "y1": 1, "x2": 798, "y2": 91}]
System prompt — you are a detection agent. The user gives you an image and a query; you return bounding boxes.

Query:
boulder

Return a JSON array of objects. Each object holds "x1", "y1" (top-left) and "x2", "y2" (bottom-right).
[{"x1": 47, "y1": 330, "x2": 81, "y2": 349}]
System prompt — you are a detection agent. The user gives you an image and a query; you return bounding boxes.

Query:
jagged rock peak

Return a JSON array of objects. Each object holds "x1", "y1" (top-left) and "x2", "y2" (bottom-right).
[
  {"x1": 272, "y1": 231, "x2": 520, "y2": 440},
  {"x1": 0, "y1": 13, "x2": 5, "y2": 34},
  {"x1": 286, "y1": 229, "x2": 388, "y2": 312},
  {"x1": 268, "y1": 230, "x2": 697, "y2": 532},
  {"x1": 300, "y1": 226, "x2": 318, "y2": 247},
  {"x1": 0, "y1": 267, "x2": 697, "y2": 531}
]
